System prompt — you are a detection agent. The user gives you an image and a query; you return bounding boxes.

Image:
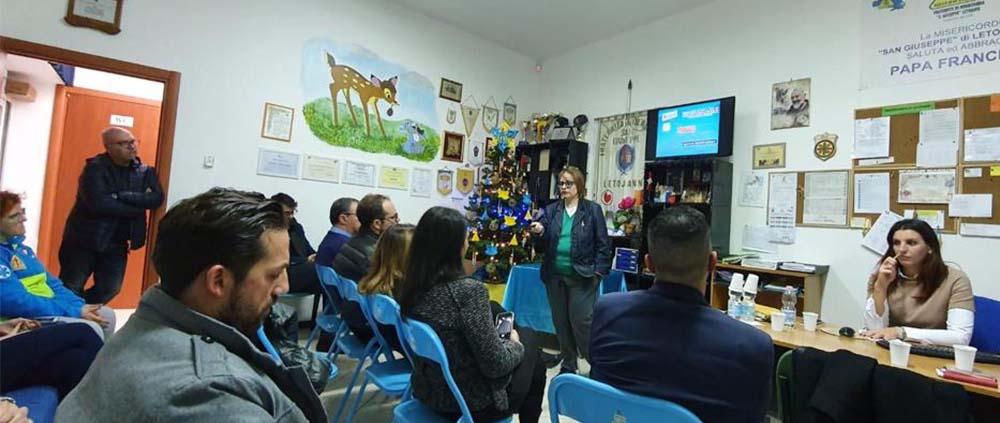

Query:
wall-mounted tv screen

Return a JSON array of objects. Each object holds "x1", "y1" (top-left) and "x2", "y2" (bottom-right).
[{"x1": 645, "y1": 96, "x2": 735, "y2": 160}]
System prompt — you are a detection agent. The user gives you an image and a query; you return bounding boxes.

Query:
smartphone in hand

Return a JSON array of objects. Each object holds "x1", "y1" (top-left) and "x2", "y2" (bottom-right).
[{"x1": 495, "y1": 312, "x2": 515, "y2": 339}]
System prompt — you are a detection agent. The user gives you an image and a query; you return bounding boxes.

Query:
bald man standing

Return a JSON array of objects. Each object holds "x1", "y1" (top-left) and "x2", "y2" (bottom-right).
[{"x1": 59, "y1": 127, "x2": 163, "y2": 304}]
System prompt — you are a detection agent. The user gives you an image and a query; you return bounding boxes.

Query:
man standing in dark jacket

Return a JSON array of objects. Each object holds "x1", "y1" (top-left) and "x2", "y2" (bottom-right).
[
  {"x1": 60, "y1": 127, "x2": 163, "y2": 304},
  {"x1": 332, "y1": 193, "x2": 397, "y2": 282}
]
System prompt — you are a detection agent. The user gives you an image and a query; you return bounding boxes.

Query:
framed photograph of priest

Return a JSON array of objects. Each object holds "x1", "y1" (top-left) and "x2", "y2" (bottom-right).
[
  {"x1": 442, "y1": 131, "x2": 464, "y2": 162},
  {"x1": 771, "y1": 78, "x2": 810, "y2": 130}
]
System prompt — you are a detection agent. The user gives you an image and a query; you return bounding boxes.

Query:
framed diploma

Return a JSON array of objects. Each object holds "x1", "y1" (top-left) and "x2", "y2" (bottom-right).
[
  {"x1": 261, "y1": 102, "x2": 294, "y2": 142},
  {"x1": 65, "y1": 0, "x2": 124, "y2": 35}
]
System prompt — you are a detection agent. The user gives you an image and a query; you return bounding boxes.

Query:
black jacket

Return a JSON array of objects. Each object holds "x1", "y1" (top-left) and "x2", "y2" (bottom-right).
[
  {"x1": 535, "y1": 199, "x2": 611, "y2": 283},
  {"x1": 62, "y1": 153, "x2": 163, "y2": 252},
  {"x1": 332, "y1": 230, "x2": 378, "y2": 282},
  {"x1": 288, "y1": 218, "x2": 316, "y2": 265},
  {"x1": 792, "y1": 347, "x2": 970, "y2": 423}
]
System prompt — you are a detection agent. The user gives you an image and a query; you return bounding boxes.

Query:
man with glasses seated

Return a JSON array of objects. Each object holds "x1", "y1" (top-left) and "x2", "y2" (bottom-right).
[
  {"x1": 59, "y1": 127, "x2": 163, "y2": 305},
  {"x1": 316, "y1": 197, "x2": 359, "y2": 268},
  {"x1": 270, "y1": 193, "x2": 322, "y2": 300},
  {"x1": 332, "y1": 194, "x2": 398, "y2": 344},
  {"x1": 333, "y1": 194, "x2": 398, "y2": 282}
]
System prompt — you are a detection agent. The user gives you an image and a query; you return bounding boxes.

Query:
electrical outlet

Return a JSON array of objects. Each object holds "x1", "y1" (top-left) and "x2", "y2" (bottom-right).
[{"x1": 203, "y1": 155, "x2": 215, "y2": 168}]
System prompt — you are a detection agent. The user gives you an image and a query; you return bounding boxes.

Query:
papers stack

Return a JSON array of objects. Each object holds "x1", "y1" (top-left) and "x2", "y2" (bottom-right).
[{"x1": 779, "y1": 262, "x2": 816, "y2": 273}]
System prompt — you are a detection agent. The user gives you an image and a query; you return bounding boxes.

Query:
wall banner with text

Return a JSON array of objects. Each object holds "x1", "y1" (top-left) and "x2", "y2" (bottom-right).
[{"x1": 861, "y1": 0, "x2": 1000, "y2": 90}]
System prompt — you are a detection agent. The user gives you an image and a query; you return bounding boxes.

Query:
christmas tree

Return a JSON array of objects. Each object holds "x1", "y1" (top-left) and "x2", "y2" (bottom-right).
[{"x1": 466, "y1": 123, "x2": 535, "y2": 283}]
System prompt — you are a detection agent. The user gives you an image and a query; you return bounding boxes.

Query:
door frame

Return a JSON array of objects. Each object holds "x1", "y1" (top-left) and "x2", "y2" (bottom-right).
[{"x1": 1, "y1": 36, "x2": 180, "y2": 293}]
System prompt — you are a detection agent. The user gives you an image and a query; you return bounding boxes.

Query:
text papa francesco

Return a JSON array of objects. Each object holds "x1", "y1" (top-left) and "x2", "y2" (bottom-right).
[{"x1": 890, "y1": 48, "x2": 1000, "y2": 75}]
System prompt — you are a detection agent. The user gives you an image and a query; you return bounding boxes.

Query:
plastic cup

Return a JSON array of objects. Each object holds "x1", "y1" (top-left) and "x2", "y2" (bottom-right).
[
  {"x1": 770, "y1": 312, "x2": 786, "y2": 332},
  {"x1": 953, "y1": 345, "x2": 977, "y2": 372},
  {"x1": 802, "y1": 312, "x2": 819, "y2": 332},
  {"x1": 889, "y1": 339, "x2": 911, "y2": 367}
]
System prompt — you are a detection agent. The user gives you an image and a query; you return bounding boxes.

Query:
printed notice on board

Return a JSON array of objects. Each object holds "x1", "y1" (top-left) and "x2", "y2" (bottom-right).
[
  {"x1": 964, "y1": 128, "x2": 1000, "y2": 162},
  {"x1": 853, "y1": 117, "x2": 891, "y2": 159}
]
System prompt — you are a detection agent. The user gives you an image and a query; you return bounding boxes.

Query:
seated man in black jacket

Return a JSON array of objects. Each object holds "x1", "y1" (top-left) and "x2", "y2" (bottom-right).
[
  {"x1": 332, "y1": 193, "x2": 397, "y2": 282},
  {"x1": 332, "y1": 194, "x2": 397, "y2": 340},
  {"x1": 270, "y1": 193, "x2": 320, "y2": 298}
]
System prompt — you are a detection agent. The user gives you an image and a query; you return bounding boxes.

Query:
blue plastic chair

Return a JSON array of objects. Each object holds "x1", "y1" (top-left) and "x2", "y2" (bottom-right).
[
  {"x1": 306, "y1": 266, "x2": 347, "y2": 354},
  {"x1": 971, "y1": 296, "x2": 1000, "y2": 354},
  {"x1": 548, "y1": 373, "x2": 702, "y2": 423},
  {"x1": 393, "y1": 318, "x2": 512, "y2": 423},
  {"x1": 342, "y1": 294, "x2": 414, "y2": 423},
  {"x1": 4, "y1": 386, "x2": 58, "y2": 423},
  {"x1": 332, "y1": 277, "x2": 384, "y2": 423},
  {"x1": 256, "y1": 326, "x2": 283, "y2": 364}
]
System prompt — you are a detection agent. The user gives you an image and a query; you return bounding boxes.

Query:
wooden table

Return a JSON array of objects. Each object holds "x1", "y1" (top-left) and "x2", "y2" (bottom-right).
[{"x1": 755, "y1": 320, "x2": 1000, "y2": 398}]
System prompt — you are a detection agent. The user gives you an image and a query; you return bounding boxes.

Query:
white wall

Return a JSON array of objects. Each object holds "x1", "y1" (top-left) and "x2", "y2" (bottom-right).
[
  {"x1": 0, "y1": 0, "x2": 542, "y2": 246},
  {"x1": 540, "y1": 0, "x2": 1000, "y2": 327},
  {"x1": 0, "y1": 57, "x2": 60, "y2": 248},
  {"x1": 73, "y1": 67, "x2": 164, "y2": 102}
]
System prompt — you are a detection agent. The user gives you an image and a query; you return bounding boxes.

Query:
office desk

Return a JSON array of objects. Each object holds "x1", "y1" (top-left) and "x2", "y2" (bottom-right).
[{"x1": 756, "y1": 320, "x2": 1000, "y2": 399}]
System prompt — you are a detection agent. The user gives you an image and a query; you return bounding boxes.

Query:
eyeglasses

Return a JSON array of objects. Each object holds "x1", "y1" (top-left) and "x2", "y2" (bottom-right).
[
  {"x1": 107, "y1": 139, "x2": 138, "y2": 148},
  {"x1": 558, "y1": 181, "x2": 575, "y2": 187},
  {"x1": 2, "y1": 210, "x2": 26, "y2": 221}
]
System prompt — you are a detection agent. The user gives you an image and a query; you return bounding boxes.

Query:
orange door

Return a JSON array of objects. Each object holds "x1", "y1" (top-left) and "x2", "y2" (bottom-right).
[{"x1": 38, "y1": 86, "x2": 161, "y2": 309}]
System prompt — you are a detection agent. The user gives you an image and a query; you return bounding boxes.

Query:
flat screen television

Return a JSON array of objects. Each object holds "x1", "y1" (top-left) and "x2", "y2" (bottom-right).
[{"x1": 645, "y1": 96, "x2": 735, "y2": 160}]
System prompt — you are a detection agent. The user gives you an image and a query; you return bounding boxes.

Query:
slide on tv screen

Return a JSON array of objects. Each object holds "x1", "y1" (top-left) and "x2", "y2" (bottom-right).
[{"x1": 655, "y1": 100, "x2": 721, "y2": 158}]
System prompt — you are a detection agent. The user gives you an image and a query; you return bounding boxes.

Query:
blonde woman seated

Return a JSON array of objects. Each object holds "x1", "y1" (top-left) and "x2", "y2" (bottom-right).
[
  {"x1": 861, "y1": 219, "x2": 974, "y2": 345},
  {"x1": 342, "y1": 223, "x2": 414, "y2": 353}
]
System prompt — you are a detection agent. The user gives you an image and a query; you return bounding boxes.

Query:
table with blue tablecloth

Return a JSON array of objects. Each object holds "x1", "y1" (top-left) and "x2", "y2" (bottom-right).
[{"x1": 501, "y1": 263, "x2": 627, "y2": 335}]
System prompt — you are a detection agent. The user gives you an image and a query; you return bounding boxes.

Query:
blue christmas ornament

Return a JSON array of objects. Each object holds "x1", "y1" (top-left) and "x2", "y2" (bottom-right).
[
  {"x1": 523, "y1": 193, "x2": 532, "y2": 205},
  {"x1": 485, "y1": 244, "x2": 499, "y2": 256},
  {"x1": 497, "y1": 139, "x2": 508, "y2": 153},
  {"x1": 480, "y1": 210, "x2": 489, "y2": 221}
]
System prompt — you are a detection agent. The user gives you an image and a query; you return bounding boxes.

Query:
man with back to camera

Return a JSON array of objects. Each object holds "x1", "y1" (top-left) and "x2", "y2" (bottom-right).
[
  {"x1": 59, "y1": 127, "x2": 163, "y2": 304},
  {"x1": 56, "y1": 188, "x2": 326, "y2": 423},
  {"x1": 316, "y1": 197, "x2": 359, "y2": 268},
  {"x1": 588, "y1": 206, "x2": 773, "y2": 423}
]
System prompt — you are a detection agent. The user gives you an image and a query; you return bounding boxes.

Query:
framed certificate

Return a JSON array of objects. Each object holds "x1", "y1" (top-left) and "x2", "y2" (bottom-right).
[
  {"x1": 65, "y1": 0, "x2": 124, "y2": 35},
  {"x1": 261, "y1": 102, "x2": 294, "y2": 142}
]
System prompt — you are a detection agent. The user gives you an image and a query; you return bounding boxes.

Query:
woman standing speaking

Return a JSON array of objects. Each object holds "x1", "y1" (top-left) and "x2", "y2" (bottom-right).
[{"x1": 529, "y1": 166, "x2": 611, "y2": 374}]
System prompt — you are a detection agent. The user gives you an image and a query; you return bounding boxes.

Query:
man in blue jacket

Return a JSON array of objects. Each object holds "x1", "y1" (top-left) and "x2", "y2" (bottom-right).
[
  {"x1": 1, "y1": 191, "x2": 115, "y2": 339},
  {"x1": 315, "y1": 197, "x2": 359, "y2": 268},
  {"x1": 59, "y1": 127, "x2": 163, "y2": 305},
  {"x1": 589, "y1": 206, "x2": 773, "y2": 423}
]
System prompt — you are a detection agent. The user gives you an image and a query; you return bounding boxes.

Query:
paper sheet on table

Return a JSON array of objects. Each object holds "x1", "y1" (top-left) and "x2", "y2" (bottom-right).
[
  {"x1": 854, "y1": 117, "x2": 890, "y2": 159},
  {"x1": 898, "y1": 169, "x2": 956, "y2": 204},
  {"x1": 862, "y1": 211, "x2": 903, "y2": 254},
  {"x1": 803, "y1": 171, "x2": 848, "y2": 225},
  {"x1": 742, "y1": 225, "x2": 777, "y2": 253},
  {"x1": 739, "y1": 171, "x2": 766, "y2": 208},
  {"x1": 916, "y1": 108, "x2": 959, "y2": 167},
  {"x1": 960, "y1": 223, "x2": 1000, "y2": 238},
  {"x1": 964, "y1": 127, "x2": 1000, "y2": 162},
  {"x1": 854, "y1": 173, "x2": 890, "y2": 214},
  {"x1": 949, "y1": 194, "x2": 993, "y2": 218}
]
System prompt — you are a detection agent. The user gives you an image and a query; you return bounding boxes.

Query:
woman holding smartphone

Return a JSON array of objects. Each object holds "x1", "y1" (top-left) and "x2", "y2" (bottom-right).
[
  {"x1": 529, "y1": 166, "x2": 611, "y2": 374},
  {"x1": 399, "y1": 207, "x2": 546, "y2": 423},
  {"x1": 861, "y1": 219, "x2": 975, "y2": 345}
]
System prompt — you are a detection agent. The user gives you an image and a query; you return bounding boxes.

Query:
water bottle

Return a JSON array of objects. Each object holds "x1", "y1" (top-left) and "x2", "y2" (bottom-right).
[
  {"x1": 727, "y1": 273, "x2": 745, "y2": 319},
  {"x1": 782, "y1": 286, "x2": 798, "y2": 328},
  {"x1": 740, "y1": 274, "x2": 759, "y2": 323}
]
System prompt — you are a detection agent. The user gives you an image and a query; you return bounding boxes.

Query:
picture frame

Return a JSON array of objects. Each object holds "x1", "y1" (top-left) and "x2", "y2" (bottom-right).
[
  {"x1": 753, "y1": 142, "x2": 786, "y2": 169},
  {"x1": 442, "y1": 131, "x2": 465, "y2": 162},
  {"x1": 439, "y1": 78, "x2": 463, "y2": 102},
  {"x1": 770, "y1": 78, "x2": 811, "y2": 130},
  {"x1": 65, "y1": 0, "x2": 124, "y2": 35},
  {"x1": 261, "y1": 102, "x2": 295, "y2": 142}
]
